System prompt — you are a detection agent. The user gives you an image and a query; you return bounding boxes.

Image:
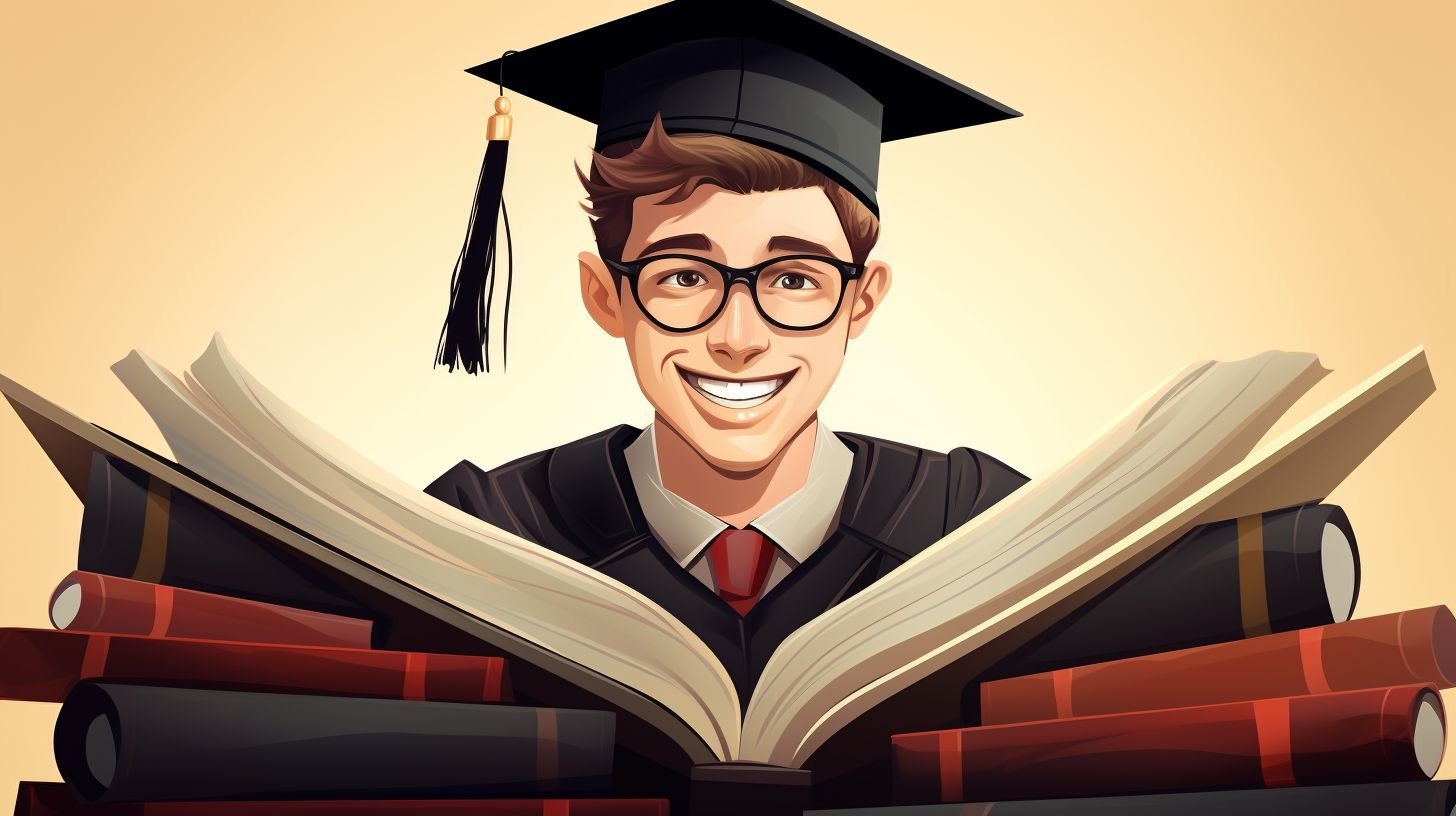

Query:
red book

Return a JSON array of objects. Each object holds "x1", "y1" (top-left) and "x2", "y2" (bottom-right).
[
  {"x1": 0, "y1": 628, "x2": 510, "y2": 704},
  {"x1": 49, "y1": 570, "x2": 374, "y2": 649},
  {"x1": 14, "y1": 782, "x2": 669, "y2": 816},
  {"x1": 981, "y1": 605, "x2": 1456, "y2": 724},
  {"x1": 893, "y1": 684, "x2": 1445, "y2": 804}
]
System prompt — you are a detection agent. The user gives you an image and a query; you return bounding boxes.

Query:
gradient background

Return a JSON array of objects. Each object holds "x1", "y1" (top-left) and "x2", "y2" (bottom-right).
[{"x1": 2, "y1": 0, "x2": 1452, "y2": 803}]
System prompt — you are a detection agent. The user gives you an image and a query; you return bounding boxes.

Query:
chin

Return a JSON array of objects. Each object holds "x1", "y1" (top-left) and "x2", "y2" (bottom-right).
[{"x1": 681, "y1": 418, "x2": 795, "y2": 474}]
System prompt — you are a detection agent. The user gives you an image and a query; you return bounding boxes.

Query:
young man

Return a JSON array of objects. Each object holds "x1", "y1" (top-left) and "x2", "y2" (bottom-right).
[
  {"x1": 427, "y1": 118, "x2": 1027, "y2": 703},
  {"x1": 423, "y1": 0, "x2": 1028, "y2": 703}
]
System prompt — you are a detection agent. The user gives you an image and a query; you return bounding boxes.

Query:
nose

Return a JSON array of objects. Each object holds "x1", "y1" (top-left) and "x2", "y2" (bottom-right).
[{"x1": 706, "y1": 285, "x2": 769, "y2": 369}]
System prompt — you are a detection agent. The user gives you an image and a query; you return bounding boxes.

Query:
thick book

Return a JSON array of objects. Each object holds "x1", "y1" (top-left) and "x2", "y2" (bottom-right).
[
  {"x1": 981, "y1": 604, "x2": 1455, "y2": 724},
  {"x1": 53, "y1": 682, "x2": 615, "y2": 803},
  {"x1": 892, "y1": 684, "x2": 1446, "y2": 804},
  {"x1": 14, "y1": 781, "x2": 668, "y2": 815},
  {"x1": 0, "y1": 627, "x2": 510, "y2": 704},
  {"x1": 0, "y1": 340, "x2": 1433, "y2": 800},
  {"x1": 802, "y1": 779, "x2": 1456, "y2": 816},
  {"x1": 49, "y1": 570, "x2": 374, "y2": 649},
  {"x1": 76, "y1": 450, "x2": 367, "y2": 620},
  {"x1": 976, "y1": 502, "x2": 1360, "y2": 687}
]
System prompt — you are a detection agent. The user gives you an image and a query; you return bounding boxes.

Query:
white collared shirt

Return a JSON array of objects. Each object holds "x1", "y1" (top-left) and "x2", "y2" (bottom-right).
[{"x1": 623, "y1": 421, "x2": 854, "y2": 597}]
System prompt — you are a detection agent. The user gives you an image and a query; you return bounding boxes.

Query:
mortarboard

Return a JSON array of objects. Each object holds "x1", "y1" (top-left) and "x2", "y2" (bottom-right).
[{"x1": 435, "y1": 0, "x2": 1020, "y2": 374}]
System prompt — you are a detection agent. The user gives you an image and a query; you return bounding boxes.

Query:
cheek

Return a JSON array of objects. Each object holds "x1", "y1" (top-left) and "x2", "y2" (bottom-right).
[
  {"x1": 623, "y1": 320, "x2": 686, "y2": 395},
  {"x1": 784, "y1": 332, "x2": 848, "y2": 403}
]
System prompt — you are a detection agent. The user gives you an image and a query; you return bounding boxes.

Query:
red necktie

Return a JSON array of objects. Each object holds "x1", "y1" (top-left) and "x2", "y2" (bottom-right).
[{"x1": 707, "y1": 528, "x2": 775, "y2": 616}]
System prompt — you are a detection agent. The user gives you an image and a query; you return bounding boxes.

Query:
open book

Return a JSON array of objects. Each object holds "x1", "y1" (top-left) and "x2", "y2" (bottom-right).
[{"x1": 3, "y1": 339, "x2": 1434, "y2": 770}]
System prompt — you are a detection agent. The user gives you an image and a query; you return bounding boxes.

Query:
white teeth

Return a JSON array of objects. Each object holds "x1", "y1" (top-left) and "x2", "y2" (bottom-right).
[{"x1": 685, "y1": 372, "x2": 787, "y2": 409}]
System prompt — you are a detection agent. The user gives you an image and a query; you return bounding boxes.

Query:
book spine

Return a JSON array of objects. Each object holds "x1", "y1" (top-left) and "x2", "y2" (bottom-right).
[
  {"x1": 54, "y1": 683, "x2": 615, "y2": 803},
  {"x1": 893, "y1": 684, "x2": 1443, "y2": 804},
  {"x1": 76, "y1": 451, "x2": 369, "y2": 619},
  {"x1": 0, "y1": 628, "x2": 510, "y2": 705},
  {"x1": 49, "y1": 570, "x2": 374, "y2": 649},
  {"x1": 981, "y1": 605, "x2": 1456, "y2": 724},
  {"x1": 15, "y1": 782, "x2": 669, "y2": 816},
  {"x1": 802, "y1": 779, "x2": 1456, "y2": 816},
  {"x1": 978, "y1": 503, "x2": 1359, "y2": 684}
]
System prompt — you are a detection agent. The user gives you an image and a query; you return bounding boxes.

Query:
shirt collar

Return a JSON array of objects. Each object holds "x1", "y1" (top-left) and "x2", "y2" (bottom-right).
[{"x1": 623, "y1": 420, "x2": 853, "y2": 568}]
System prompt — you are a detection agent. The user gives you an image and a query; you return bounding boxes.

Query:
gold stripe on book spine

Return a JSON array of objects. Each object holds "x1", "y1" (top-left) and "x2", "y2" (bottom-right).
[
  {"x1": 133, "y1": 478, "x2": 172, "y2": 583},
  {"x1": 536, "y1": 708, "x2": 558, "y2": 783},
  {"x1": 1237, "y1": 513, "x2": 1272, "y2": 637}
]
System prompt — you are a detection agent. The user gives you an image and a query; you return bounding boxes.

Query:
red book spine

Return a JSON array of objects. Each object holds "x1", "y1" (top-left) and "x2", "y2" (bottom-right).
[
  {"x1": 894, "y1": 684, "x2": 1444, "y2": 804},
  {"x1": 15, "y1": 782, "x2": 669, "y2": 816},
  {"x1": 980, "y1": 605, "x2": 1456, "y2": 724},
  {"x1": 0, "y1": 628, "x2": 510, "y2": 704},
  {"x1": 49, "y1": 570, "x2": 374, "y2": 649}
]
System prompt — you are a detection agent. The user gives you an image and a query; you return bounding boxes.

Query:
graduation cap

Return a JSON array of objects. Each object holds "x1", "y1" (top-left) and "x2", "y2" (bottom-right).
[{"x1": 435, "y1": 0, "x2": 1020, "y2": 374}]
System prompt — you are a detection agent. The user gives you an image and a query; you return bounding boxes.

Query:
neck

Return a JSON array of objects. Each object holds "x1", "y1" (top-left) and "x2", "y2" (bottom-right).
[{"x1": 654, "y1": 416, "x2": 819, "y2": 529}]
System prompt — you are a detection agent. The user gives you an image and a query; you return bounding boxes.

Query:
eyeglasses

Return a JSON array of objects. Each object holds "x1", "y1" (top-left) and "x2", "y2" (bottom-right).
[{"x1": 605, "y1": 253, "x2": 865, "y2": 332}]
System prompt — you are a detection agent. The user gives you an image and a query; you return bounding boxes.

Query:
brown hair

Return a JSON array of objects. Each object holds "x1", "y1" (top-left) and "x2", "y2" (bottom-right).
[{"x1": 576, "y1": 116, "x2": 880, "y2": 264}]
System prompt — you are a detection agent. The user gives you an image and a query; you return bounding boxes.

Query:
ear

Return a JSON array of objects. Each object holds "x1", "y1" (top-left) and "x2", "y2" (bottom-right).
[
  {"x1": 579, "y1": 251, "x2": 625, "y2": 338},
  {"x1": 846, "y1": 259, "x2": 892, "y2": 340}
]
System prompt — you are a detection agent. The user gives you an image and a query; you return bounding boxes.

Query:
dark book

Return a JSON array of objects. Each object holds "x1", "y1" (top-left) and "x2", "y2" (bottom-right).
[
  {"x1": 976, "y1": 503, "x2": 1360, "y2": 687},
  {"x1": 49, "y1": 570, "x2": 374, "y2": 649},
  {"x1": 0, "y1": 628, "x2": 510, "y2": 705},
  {"x1": 14, "y1": 781, "x2": 668, "y2": 816},
  {"x1": 892, "y1": 684, "x2": 1444, "y2": 804},
  {"x1": 76, "y1": 452, "x2": 370, "y2": 621},
  {"x1": 53, "y1": 682, "x2": 615, "y2": 803},
  {"x1": 803, "y1": 779, "x2": 1456, "y2": 816},
  {"x1": 981, "y1": 605, "x2": 1455, "y2": 724}
]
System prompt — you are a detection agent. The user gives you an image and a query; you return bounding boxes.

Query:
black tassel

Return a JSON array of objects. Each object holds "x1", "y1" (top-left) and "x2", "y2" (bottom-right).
[{"x1": 436, "y1": 84, "x2": 515, "y2": 374}]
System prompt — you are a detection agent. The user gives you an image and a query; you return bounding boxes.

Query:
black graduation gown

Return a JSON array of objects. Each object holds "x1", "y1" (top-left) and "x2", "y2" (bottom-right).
[{"x1": 424, "y1": 424, "x2": 1029, "y2": 706}]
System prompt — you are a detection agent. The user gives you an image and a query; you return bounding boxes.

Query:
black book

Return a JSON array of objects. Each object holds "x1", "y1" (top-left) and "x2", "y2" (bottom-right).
[
  {"x1": 804, "y1": 780, "x2": 1456, "y2": 816},
  {"x1": 53, "y1": 681, "x2": 616, "y2": 803},
  {"x1": 976, "y1": 503, "x2": 1359, "y2": 684}
]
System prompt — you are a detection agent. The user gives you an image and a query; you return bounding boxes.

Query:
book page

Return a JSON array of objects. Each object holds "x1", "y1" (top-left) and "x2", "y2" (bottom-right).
[
  {"x1": 741, "y1": 350, "x2": 1330, "y2": 764},
  {"x1": 112, "y1": 338, "x2": 741, "y2": 762},
  {"x1": 744, "y1": 347, "x2": 1432, "y2": 766}
]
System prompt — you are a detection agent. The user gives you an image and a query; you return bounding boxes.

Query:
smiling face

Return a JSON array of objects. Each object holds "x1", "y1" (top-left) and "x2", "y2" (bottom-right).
[{"x1": 580, "y1": 184, "x2": 891, "y2": 473}]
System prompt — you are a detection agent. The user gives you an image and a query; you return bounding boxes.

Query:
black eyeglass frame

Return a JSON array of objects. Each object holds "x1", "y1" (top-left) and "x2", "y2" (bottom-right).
[{"x1": 605, "y1": 253, "x2": 866, "y2": 333}]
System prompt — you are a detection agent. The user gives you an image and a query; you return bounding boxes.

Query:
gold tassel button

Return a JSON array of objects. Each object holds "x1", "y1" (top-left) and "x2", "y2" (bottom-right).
[{"x1": 486, "y1": 96, "x2": 513, "y2": 141}]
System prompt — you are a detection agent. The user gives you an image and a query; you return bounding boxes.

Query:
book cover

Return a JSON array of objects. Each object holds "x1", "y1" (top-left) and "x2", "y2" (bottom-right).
[
  {"x1": 53, "y1": 682, "x2": 615, "y2": 803},
  {"x1": 49, "y1": 570, "x2": 374, "y2": 650},
  {"x1": 893, "y1": 684, "x2": 1445, "y2": 804},
  {"x1": 0, "y1": 628, "x2": 510, "y2": 705},
  {"x1": 803, "y1": 779, "x2": 1456, "y2": 816},
  {"x1": 14, "y1": 781, "x2": 669, "y2": 816},
  {"x1": 977, "y1": 502, "x2": 1360, "y2": 686},
  {"x1": 981, "y1": 604, "x2": 1455, "y2": 724}
]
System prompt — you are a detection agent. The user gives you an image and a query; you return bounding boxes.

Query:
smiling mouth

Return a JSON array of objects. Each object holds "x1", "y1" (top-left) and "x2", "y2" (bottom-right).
[{"x1": 677, "y1": 365, "x2": 795, "y2": 410}]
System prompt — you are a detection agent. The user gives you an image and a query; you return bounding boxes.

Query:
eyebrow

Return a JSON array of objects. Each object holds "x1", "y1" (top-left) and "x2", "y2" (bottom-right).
[
  {"x1": 766, "y1": 235, "x2": 840, "y2": 257},
  {"x1": 638, "y1": 233, "x2": 713, "y2": 256}
]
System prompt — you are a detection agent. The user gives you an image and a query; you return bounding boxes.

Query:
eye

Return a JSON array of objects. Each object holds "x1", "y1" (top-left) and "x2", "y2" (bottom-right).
[
  {"x1": 769, "y1": 272, "x2": 821, "y2": 290},
  {"x1": 658, "y1": 270, "x2": 708, "y2": 288}
]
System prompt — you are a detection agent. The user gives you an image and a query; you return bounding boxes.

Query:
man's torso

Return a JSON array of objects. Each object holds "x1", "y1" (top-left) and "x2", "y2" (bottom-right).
[{"x1": 424, "y1": 425, "x2": 1027, "y2": 704}]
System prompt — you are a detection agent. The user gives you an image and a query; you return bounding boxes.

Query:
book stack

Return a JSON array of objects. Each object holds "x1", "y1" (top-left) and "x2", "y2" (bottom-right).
[
  {"x1": 864, "y1": 607, "x2": 1455, "y2": 813},
  {"x1": 0, "y1": 338, "x2": 1439, "y2": 815},
  {"x1": 0, "y1": 474, "x2": 667, "y2": 814}
]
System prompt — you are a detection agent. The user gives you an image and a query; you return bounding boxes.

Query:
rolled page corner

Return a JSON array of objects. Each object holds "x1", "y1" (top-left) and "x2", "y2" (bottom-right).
[{"x1": 107, "y1": 349, "x2": 146, "y2": 378}]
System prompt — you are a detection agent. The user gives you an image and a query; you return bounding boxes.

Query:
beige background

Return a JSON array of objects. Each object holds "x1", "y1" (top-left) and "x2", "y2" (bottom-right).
[{"x1": 1, "y1": 0, "x2": 1452, "y2": 804}]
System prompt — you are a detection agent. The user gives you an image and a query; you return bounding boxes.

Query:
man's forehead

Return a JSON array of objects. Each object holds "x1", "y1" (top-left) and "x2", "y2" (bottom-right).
[{"x1": 629, "y1": 186, "x2": 851, "y2": 259}]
